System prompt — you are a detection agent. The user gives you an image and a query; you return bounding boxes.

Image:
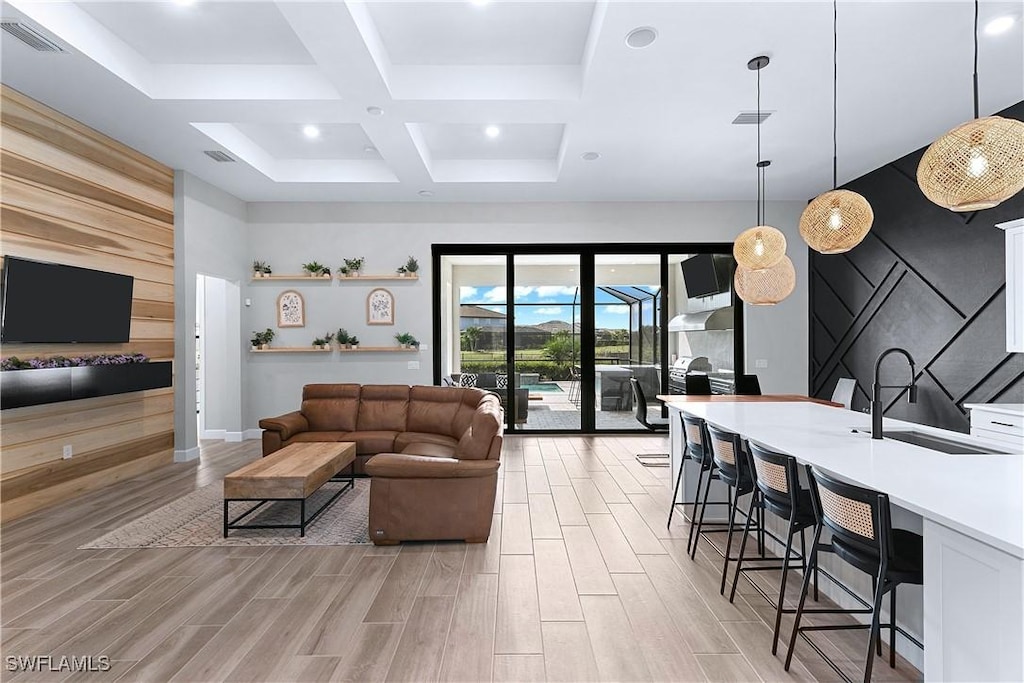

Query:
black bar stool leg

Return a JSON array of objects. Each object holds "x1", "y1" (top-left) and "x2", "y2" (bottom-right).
[
  {"x1": 784, "y1": 524, "x2": 822, "y2": 672},
  {"x1": 683, "y1": 462, "x2": 706, "y2": 550},
  {"x1": 690, "y1": 464, "x2": 717, "y2": 560},
  {"x1": 728, "y1": 490, "x2": 759, "y2": 603},
  {"x1": 890, "y1": 586, "x2": 897, "y2": 668},
  {"x1": 719, "y1": 484, "x2": 739, "y2": 595},
  {"x1": 668, "y1": 454, "x2": 688, "y2": 529},
  {"x1": 864, "y1": 571, "x2": 887, "y2": 683},
  {"x1": 771, "y1": 516, "x2": 797, "y2": 655}
]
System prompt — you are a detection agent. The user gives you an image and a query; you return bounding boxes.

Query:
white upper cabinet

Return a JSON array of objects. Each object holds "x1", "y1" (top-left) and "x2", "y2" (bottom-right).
[{"x1": 996, "y1": 218, "x2": 1024, "y2": 353}]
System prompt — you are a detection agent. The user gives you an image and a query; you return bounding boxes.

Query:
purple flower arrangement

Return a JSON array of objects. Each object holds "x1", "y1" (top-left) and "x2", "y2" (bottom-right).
[{"x1": 1, "y1": 353, "x2": 149, "y2": 371}]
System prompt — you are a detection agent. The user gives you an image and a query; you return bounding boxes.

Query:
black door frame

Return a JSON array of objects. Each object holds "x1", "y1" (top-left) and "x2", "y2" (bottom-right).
[{"x1": 432, "y1": 242, "x2": 741, "y2": 434}]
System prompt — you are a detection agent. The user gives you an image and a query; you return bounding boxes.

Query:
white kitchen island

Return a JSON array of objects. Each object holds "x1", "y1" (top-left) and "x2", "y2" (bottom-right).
[{"x1": 661, "y1": 397, "x2": 1024, "y2": 682}]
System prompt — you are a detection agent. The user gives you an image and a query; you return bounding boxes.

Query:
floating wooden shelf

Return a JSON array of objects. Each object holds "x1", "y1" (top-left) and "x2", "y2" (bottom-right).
[
  {"x1": 338, "y1": 346, "x2": 419, "y2": 353},
  {"x1": 337, "y1": 274, "x2": 419, "y2": 281},
  {"x1": 251, "y1": 275, "x2": 333, "y2": 282},
  {"x1": 249, "y1": 347, "x2": 332, "y2": 353}
]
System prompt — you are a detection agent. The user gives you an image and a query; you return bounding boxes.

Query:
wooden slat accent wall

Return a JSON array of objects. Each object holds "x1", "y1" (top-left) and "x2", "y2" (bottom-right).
[{"x1": 0, "y1": 86, "x2": 175, "y2": 521}]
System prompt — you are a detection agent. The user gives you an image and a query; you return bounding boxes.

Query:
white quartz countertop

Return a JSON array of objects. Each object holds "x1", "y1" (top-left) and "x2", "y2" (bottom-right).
[
  {"x1": 667, "y1": 401, "x2": 1024, "y2": 558},
  {"x1": 964, "y1": 403, "x2": 1024, "y2": 417}
]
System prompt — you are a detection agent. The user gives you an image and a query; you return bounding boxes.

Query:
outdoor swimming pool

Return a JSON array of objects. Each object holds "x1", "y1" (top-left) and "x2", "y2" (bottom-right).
[{"x1": 521, "y1": 383, "x2": 563, "y2": 393}]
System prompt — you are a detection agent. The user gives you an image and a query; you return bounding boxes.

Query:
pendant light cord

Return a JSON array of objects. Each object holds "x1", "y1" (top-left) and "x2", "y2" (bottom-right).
[
  {"x1": 832, "y1": 0, "x2": 838, "y2": 190},
  {"x1": 973, "y1": 0, "x2": 979, "y2": 119},
  {"x1": 756, "y1": 64, "x2": 762, "y2": 225}
]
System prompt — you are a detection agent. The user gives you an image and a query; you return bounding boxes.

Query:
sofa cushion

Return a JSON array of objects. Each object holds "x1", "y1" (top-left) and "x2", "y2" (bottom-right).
[
  {"x1": 301, "y1": 384, "x2": 361, "y2": 432},
  {"x1": 366, "y1": 453, "x2": 500, "y2": 479},
  {"x1": 347, "y1": 430, "x2": 399, "y2": 455},
  {"x1": 406, "y1": 386, "x2": 466, "y2": 437},
  {"x1": 395, "y1": 430, "x2": 459, "y2": 453},
  {"x1": 458, "y1": 373, "x2": 477, "y2": 387},
  {"x1": 401, "y1": 442, "x2": 457, "y2": 458},
  {"x1": 357, "y1": 385, "x2": 410, "y2": 431},
  {"x1": 452, "y1": 388, "x2": 487, "y2": 436},
  {"x1": 285, "y1": 431, "x2": 351, "y2": 445},
  {"x1": 456, "y1": 394, "x2": 503, "y2": 460}
]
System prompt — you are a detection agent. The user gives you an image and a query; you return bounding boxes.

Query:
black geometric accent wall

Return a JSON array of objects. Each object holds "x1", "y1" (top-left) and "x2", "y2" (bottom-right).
[{"x1": 810, "y1": 101, "x2": 1024, "y2": 433}]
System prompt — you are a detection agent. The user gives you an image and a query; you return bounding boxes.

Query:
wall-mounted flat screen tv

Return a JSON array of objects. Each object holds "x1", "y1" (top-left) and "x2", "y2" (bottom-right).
[
  {"x1": 1, "y1": 256, "x2": 134, "y2": 343},
  {"x1": 681, "y1": 254, "x2": 732, "y2": 298}
]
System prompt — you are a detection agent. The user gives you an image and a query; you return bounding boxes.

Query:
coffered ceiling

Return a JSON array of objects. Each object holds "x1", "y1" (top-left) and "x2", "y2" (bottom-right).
[{"x1": 1, "y1": 1, "x2": 1021, "y2": 203}]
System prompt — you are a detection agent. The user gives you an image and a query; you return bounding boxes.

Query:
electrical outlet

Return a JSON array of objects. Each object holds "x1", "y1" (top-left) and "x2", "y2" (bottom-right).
[
  {"x1": 407, "y1": 361, "x2": 420, "y2": 370},
  {"x1": 62, "y1": 444, "x2": 73, "y2": 459},
  {"x1": 755, "y1": 359, "x2": 768, "y2": 369}
]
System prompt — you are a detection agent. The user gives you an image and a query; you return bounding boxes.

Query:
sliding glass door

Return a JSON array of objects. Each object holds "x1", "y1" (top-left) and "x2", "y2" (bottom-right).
[
  {"x1": 592, "y1": 255, "x2": 662, "y2": 430},
  {"x1": 435, "y1": 244, "x2": 740, "y2": 434},
  {"x1": 512, "y1": 254, "x2": 581, "y2": 431}
]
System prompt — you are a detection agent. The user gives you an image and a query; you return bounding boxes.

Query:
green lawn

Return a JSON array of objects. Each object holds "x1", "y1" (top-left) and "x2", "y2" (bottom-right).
[{"x1": 461, "y1": 345, "x2": 630, "y2": 362}]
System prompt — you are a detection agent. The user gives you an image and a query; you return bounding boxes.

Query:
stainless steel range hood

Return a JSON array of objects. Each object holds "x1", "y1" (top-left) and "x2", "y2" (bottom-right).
[{"x1": 667, "y1": 308, "x2": 734, "y2": 332}]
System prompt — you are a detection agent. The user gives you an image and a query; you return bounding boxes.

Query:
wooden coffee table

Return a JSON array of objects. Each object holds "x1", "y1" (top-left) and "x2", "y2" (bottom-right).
[{"x1": 223, "y1": 442, "x2": 356, "y2": 537}]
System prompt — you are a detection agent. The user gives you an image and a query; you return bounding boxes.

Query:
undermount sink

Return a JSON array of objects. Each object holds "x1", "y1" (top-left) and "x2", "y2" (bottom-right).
[{"x1": 883, "y1": 430, "x2": 1013, "y2": 455}]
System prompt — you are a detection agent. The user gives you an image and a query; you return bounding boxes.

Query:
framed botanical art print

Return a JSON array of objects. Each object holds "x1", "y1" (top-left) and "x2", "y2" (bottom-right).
[
  {"x1": 277, "y1": 290, "x2": 305, "y2": 328},
  {"x1": 367, "y1": 288, "x2": 395, "y2": 325}
]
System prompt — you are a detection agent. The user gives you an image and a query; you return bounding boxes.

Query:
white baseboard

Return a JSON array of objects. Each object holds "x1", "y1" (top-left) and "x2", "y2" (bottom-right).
[
  {"x1": 225, "y1": 431, "x2": 243, "y2": 443},
  {"x1": 174, "y1": 446, "x2": 200, "y2": 462},
  {"x1": 243, "y1": 429, "x2": 263, "y2": 440},
  {"x1": 201, "y1": 429, "x2": 227, "y2": 440}
]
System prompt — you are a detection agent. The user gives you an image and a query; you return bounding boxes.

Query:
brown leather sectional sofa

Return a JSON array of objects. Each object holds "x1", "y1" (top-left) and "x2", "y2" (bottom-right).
[{"x1": 258, "y1": 384, "x2": 503, "y2": 544}]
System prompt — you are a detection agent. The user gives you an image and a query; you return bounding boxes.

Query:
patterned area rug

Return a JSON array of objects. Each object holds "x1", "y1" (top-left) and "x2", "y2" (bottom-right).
[{"x1": 81, "y1": 478, "x2": 370, "y2": 548}]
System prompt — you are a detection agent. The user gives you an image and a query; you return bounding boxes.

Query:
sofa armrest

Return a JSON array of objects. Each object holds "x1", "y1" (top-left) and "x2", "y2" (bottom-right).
[
  {"x1": 257, "y1": 411, "x2": 309, "y2": 441},
  {"x1": 365, "y1": 453, "x2": 500, "y2": 479}
]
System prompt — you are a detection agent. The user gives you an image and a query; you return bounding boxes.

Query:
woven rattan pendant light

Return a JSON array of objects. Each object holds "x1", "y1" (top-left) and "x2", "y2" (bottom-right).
[
  {"x1": 800, "y1": 0, "x2": 874, "y2": 254},
  {"x1": 735, "y1": 255, "x2": 796, "y2": 306},
  {"x1": 917, "y1": 0, "x2": 1024, "y2": 211},
  {"x1": 733, "y1": 56, "x2": 787, "y2": 271},
  {"x1": 734, "y1": 56, "x2": 795, "y2": 306}
]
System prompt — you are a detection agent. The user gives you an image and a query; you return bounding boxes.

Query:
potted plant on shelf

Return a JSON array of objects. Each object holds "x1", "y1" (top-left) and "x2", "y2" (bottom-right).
[
  {"x1": 338, "y1": 257, "x2": 365, "y2": 277},
  {"x1": 404, "y1": 256, "x2": 419, "y2": 277},
  {"x1": 252, "y1": 260, "x2": 272, "y2": 278},
  {"x1": 312, "y1": 331, "x2": 334, "y2": 350},
  {"x1": 251, "y1": 328, "x2": 275, "y2": 350},
  {"x1": 394, "y1": 332, "x2": 419, "y2": 349},
  {"x1": 336, "y1": 328, "x2": 353, "y2": 349},
  {"x1": 348, "y1": 335, "x2": 360, "y2": 349},
  {"x1": 302, "y1": 261, "x2": 331, "y2": 278}
]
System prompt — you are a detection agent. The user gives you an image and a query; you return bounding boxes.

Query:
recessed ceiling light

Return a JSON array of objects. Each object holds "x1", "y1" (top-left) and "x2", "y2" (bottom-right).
[
  {"x1": 469, "y1": 0, "x2": 490, "y2": 6},
  {"x1": 366, "y1": 106, "x2": 384, "y2": 116},
  {"x1": 363, "y1": 145, "x2": 377, "y2": 154},
  {"x1": 302, "y1": 125, "x2": 320, "y2": 139},
  {"x1": 984, "y1": 15, "x2": 1015, "y2": 35},
  {"x1": 484, "y1": 125, "x2": 501, "y2": 138},
  {"x1": 581, "y1": 151, "x2": 601, "y2": 161},
  {"x1": 418, "y1": 190, "x2": 434, "y2": 197},
  {"x1": 173, "y1": 0, "x2": 196, "y2": 6},
  {"x1": 626, "y1": 26, "x2": 658, "y2": 49}
]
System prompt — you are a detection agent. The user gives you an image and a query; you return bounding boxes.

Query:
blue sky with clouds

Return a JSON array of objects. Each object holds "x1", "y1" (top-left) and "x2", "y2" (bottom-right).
[{"x1": 461, "y1": 285, "x2": 633, "y2": 329}]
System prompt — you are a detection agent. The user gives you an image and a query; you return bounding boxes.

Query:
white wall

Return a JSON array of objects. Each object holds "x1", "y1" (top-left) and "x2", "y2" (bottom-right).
[
  {"x1": 243, "y1": 201, "x2": 809, "y2": 429},
  {"x1": 173, "y1": 172, "x2": 249, "y2": 459}
]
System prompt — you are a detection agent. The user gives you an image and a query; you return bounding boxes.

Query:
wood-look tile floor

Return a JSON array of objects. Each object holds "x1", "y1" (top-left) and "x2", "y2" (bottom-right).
[{"x1": 0, "y1": 437, "x2": 923, "y2": 682}]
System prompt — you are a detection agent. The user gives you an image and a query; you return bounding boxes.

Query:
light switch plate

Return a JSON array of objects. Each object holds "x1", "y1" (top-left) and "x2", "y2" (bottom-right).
[
  {"x1": 407, "y1": 361, "x2": 420, "y2": 370},
  {"x1": 755, "y1": 359, "x2": 768, "y2": 368}
]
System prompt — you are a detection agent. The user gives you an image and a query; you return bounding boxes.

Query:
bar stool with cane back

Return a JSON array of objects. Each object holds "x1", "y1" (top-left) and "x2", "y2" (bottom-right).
[
  {"x1": 629, "y1": 378, "x2": 670, "y2": 467},
  {"x1": 729, "y1": 442, "x2": 819, "y2": 654},
  {"x1": 701, "y1": 424, "x2": 762, "y2": 585},
  {"x1": 785, "y1": 468, "x2": 924, "y2": 682},
  {"x1": 667, "y1": 413, "x2": 731, "y2": 554}
]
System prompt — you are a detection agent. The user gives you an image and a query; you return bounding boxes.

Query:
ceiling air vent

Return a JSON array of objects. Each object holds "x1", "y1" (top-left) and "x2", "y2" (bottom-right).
[
  {"x1": 732, "y1": 111, "x2": 772, "y2": 125},
  {"x1": 1, "y1": 21, "x2": 67, "y2": 52},
  {"x1": 203, "y1": 150, "x2": 236, "y2": 163}
]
